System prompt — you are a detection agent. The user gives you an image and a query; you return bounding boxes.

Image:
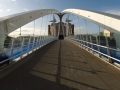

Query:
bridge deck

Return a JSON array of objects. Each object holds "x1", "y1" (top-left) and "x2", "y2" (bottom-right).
[{"x1": 0, "y1": 40, "x2": 120, "y2": 90}]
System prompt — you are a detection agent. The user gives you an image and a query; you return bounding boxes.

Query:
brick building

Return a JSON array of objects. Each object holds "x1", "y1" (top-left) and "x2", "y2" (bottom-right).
[{"x1": 48, "y1": 22, "x2": 74, "y2": 37}]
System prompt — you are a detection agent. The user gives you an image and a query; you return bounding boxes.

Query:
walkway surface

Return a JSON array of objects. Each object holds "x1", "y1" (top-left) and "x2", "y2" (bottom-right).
[{"x1": 0, "y1": 40, "x2": 120, "y2": 90}]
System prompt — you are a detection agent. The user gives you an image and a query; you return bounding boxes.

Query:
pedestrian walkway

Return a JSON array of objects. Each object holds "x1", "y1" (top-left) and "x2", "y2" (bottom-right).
[{"x1": 0, "y1": 40, "x2": 120, "y2": 90}]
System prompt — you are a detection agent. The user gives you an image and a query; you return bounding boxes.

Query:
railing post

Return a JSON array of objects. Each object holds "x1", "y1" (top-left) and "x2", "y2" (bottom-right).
[
  {"x1": 96, "y1": 36, "x2": 101, "y2": 57},
  {"x1": 34, "y1": 37, "x2": 36, "y2": 50},
  {"x1": 39, "y1": 36, "x2": 41, "y2": 48},
  {"x1": 32, "y1": 36, "x2": 35, "y2": 52},
  {"x1": 105, "y1": 36, "x2": 113, "y2": 63},
  {"x1": 43, "y1": 36, "x2": 44, "y2": 46},
  {"x1": 49, "y1": 36, "x2": 50, "y2": 42},
  {"x1": 35, "y1": 37, "x2": 37, "y2": 50},
  {"x1": 86, "y1": 35, "x2": 89, "y2": 50},
  {"x1": 78, "y1": 35, "x2": 80, "y2": 45},
  {"x1": 43, "y1": 36, "x2": 45, "y2": 45},
  {"x1": 45, "y1": 36, "x2": 47, "y2": 44},
  {"x1": 41, "y1": 36, "x2": 43, "y2": 47},
  {"x1": 46, "y1": 36, "x2": 47, "y2": 44},
  {"x1": 79, "y1": 35, "x2": 80, "y2": 45},
  {"x1": 81, "y1": 35, "x2": 83, "y2": 47},
  {"x1": 35, "y1": 36, "x2": 38, "y2": 50},
  {"x1": 82, "y1": 36, "x2": 85, "y2": 48},
  {"x1": 42, "y1": 36, "x2": 43, "y2": 46},
  {"x1": 42, "y1": 36, "x2": 44, "y2": 46},
  {"x1": 20, "y1": 37, "x2": 25, "y2": 59},
  {"x1": 44, "y1": 36, "x2": 46, "y2": 45},
  {"x1": 27, "y1": 36, "x2": 31, "y2": 55},
  {"x1": 37, "y1": 36, "x2": 40, "y2": 49},
  {"x1": 9, "y1": 38, "x2": 15, "y2": 64},
  {"x1": 36, "y1": 37, "x2": 38, "y2": 49},
  {"x1": 47, "y1": 36, "x2": 49, "y2": 44},
  {"x1": 72, "y1": 36, "x2": 74, "y2": 42},
  {"x1": 48, "y1": 36, "x2": 50, "y2": 43},
  {"x1": 77, "y1": 35, "x2": 79, "y2": 44},
  {"x1": 90, "y1": 36, "x2": 94, "y2": 53},
  {"x1": 80, "y1": 35, "x2": 82, "y2": 46}
]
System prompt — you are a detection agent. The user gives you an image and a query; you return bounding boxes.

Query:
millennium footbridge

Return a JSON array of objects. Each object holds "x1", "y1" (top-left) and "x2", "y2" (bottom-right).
[{"x1": 0, "y1": 8, "x2": 120, "y2": 90}]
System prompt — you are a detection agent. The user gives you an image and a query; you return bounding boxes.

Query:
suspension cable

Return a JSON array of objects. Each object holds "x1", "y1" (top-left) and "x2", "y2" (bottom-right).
[
  {"x1": 40, "y1": 17, "x2": 43, "y2": 36},
  {"x1": 98, "y1": 26, "x2": 101, "y2": 44},
  {"x1": 77, "y1": 16, "x2": 81, "y2": 35},
  {"x1": 72, "y1": 14, "x2": 74, "y2": 20},
  {"x1": 85, "y1": 19, "x2": 88, "y2": 35},
  {"x1": 33, "y1": 20, "x2": 35, "y2": 36},
  {"x1": 72, "y1": 14, "x2": 77, "y2": 35},
  {"x1": 67, "y1": 13, "x2": 70, "y2": 36},
  {"x1": 48, "y1": 14, "x2": 52, "y2": 36},
  {"x1": 44, "y1": 15, "x2": 48, "y2": 36}
]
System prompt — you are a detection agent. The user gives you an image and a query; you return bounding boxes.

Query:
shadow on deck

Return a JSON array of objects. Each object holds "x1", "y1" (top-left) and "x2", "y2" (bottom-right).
[{"x1": 0, "y1": 40, "x2": 120, "y2": 90}]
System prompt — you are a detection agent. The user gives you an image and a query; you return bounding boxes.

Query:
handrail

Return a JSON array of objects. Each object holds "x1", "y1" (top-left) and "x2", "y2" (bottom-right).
[
  {"x1": 0, "y1": 36, "x2": 57, "y2": 66},
  {"x1": 66, "y1": 37, "x2": 120, "y2": 65}
]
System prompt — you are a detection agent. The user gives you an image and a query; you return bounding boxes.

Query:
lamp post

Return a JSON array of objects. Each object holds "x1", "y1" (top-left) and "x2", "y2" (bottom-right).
[
  {"x1": 50, "y1": 14, "x2": 56, "y2": 37},
  {"x1": 65, "y1": 14, "x2": 72, "y2": 37}
]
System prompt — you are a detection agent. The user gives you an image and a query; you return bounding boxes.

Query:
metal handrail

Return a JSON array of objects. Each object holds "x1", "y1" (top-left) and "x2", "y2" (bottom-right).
[
  {"x1": 79, "y1": 39, "x2": 119, "y2": 52},
  {"x1": 67, "y1": 37, "x2": 120, "y2": 63},
  {"x1": 78, "y1": 40, "x2": 120, "y2": 62},
  {"x1": 72, "y1": 38, "x2": 119, "y2": 51},
  {"x1": 0, "y1": 36, "x2": 57, "y2": 65}
]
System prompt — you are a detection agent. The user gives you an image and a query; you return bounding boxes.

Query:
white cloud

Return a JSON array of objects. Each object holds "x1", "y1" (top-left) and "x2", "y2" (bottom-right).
[
  {"x1": 0, "y1": 9, "x2": 4, "y2": 12},
  {"x1": 24, "y1": 8, "x2": 29, "y2": 11},
  {"x1": 104, "y1": 9, "x2": 120, "y2": 16},
  {"x1": 11, "y1": 0, "x2": 16, "y2": 2},
  {"x1": 9, "y1": 28, "x2": 48, "y2": 37},
  {"x1": 7, "y1": 9, "x2": 11, "y2": 12}
]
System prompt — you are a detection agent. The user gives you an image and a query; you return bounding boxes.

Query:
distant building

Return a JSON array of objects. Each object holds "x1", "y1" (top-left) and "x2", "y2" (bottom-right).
[{"x1": 48, "y1": 22, "x2": 74, "y2": 37}]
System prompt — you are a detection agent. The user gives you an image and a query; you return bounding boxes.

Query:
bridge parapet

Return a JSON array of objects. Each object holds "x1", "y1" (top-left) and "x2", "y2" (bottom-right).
[
  {"x1": 0, "y1": 35, "x2": 57, "y2": 69},
  {"x1": 0, "y1": 9, "x2": 59, "y2": 51},
  {"x1": 66, "y1": 35, "x2": 120, "y2": 67},
  {"x1": 62, "y1": 8, "x2": 120, "y2": 49}
]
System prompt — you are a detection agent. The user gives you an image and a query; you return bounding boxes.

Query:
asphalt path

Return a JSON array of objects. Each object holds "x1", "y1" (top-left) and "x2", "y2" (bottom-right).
[{"x1": 0, "y1": 40, "x2": 120, "y2": 90}]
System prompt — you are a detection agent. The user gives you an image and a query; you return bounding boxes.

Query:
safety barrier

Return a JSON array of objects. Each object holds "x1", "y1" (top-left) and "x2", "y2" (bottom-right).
[
  {"x1": 66, "y1": 36, "x2": 120, "y2": 67},
  {"x1": 0, "y1": 36, "x2": 57, "y2": 68}
]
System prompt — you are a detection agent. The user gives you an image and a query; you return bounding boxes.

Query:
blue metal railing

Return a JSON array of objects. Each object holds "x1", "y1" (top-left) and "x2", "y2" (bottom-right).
[
  {"x1": 66, "y1": 36, "x2": 120, "y2": 65},
  {"x1": 0, "y1": 36, "x2": 57, "y2": 67}
]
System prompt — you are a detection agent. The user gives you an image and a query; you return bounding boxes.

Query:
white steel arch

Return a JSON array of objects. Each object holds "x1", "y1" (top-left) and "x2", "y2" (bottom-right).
[
  {"x1": 62, "y1": 8, "x2": 120, "y2": 49},
  {"x1": 0, "y1": 9, "x2": 59, "y2": 35},
  {"x1": 0, "y1": 9, "x2": 59, "y2": 49}
]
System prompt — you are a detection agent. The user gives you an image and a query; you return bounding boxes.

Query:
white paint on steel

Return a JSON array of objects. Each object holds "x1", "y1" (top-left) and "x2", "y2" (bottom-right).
[
  {"x1": 0, "y1": 9, "x2": 59, "y2": 35},
  {"x1": 0, "y1": 9, "x2": 59, "y2": 50},
  {"x1": 62, "y1": 8, "x2": 120, "y2": 34},
  {"x1": 62, "y1": 8, "x2": 120, "y2": 49}
]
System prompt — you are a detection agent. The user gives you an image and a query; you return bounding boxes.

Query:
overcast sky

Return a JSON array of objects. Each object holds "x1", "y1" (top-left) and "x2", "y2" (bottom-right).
[{"x1": 1, "y1": 0, "x2": 120, "y2": 36}]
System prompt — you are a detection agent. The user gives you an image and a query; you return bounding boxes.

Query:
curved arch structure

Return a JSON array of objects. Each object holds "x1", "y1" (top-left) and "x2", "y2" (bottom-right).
[
  {"x1": 62, "y1": 8, "x2": 120, "y2": 49},
  {"x1": 1, "y1": 8, "x2": 120, "y2": 49},
  {"x1": 0, "y1": 9, "x2": 59, "y2": 49}
]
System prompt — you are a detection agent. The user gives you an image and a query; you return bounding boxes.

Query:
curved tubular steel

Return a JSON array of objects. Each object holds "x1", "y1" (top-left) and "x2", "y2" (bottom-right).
[
  {"x1": 0, "y1": 9, "x2": 59, "y2": 49},
  {"x1": 62, "y1": 8, "x2": 120, "y2": 49},
  {"x1": 0, "y1": 9, "x2": 59, "y2": 35}
]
